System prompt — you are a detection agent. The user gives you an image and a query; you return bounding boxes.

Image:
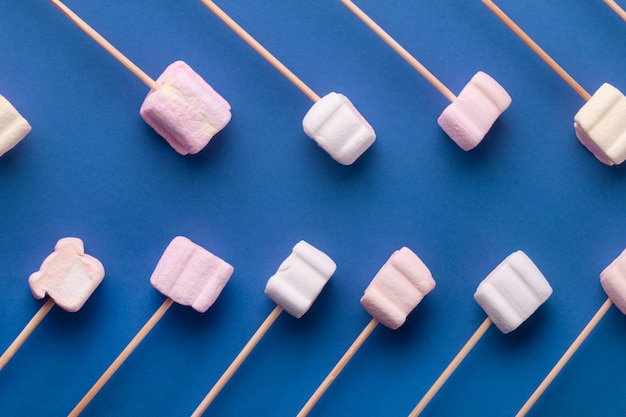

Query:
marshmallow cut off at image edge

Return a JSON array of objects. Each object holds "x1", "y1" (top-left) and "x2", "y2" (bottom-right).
[
  {"x1": 474, "y1": 251, "x2": 552, "y2": 334},
  {"x1": 574, "y1": 83, "x2": 626, "y2": 166},
  {"x1": 437, "y1": 71, "x2": 511, "y2": 151},
  {"x1": 28, "y1": 237, "x2": 105, "y2": 313},
  {"x1": 600, "y1": 248, "x2": 626, "y2": 314},
  {"x1": 0, "y1": 94, "x2": 31, "y2": 157},
  {"x1": 150, "y1": 236, "x2": 234, "y2": 313},
  {"x1": 360, "y1": 247, "x2": 436, "y2": 330},
  {"x1": 140, "y1": 61, "x2": 232, "y2": 155},
  {"x1": 264, "y1": 240, "x2": 336, "y2": 318},
  {"x1": 302, "y1": 92, "x2": 376, "y2": 165}
]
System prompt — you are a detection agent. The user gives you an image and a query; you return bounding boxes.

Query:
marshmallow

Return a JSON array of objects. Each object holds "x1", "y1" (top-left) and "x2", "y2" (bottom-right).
[
  {"x1": 574, "y1": 83, "x2": 626, "y2": 166},
  {"x1": 360, "y1": 247, "x2": 435, "y2": 330},
  {"x1": 140, "y1": 61, "x2": 231, "y2": 155},
  {"x1": 474, "y1": 251, "x2": 552, "y2": 334},
  {"x1": 600, "y1": 249, "x2": 626, "y2": 314},
  {"x1": 0, "y1": 94, "x2": 31, "y2": 157},
  {"x1": 437, "y1": 72, "x2": 511, "y2": 151},
  {"x1": 28, "y1": 238, "x2": 105, "y2": 313},
  {"x1": 150, "y1": 236, "x2": 233, "y2": 313},
  {"x1": 264, "y1": 241, "x2": 336, "y2": 318},
  {"x1": 302, "y1": 92, "x2": 376, "y2": 165}
]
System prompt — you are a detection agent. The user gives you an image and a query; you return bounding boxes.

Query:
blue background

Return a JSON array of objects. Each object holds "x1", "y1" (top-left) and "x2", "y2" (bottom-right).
[{"x1": 1, "y1": 1, "x2": 626, "y2": 416}]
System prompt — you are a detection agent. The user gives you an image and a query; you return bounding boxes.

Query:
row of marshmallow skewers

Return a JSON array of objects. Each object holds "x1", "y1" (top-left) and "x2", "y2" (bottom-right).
[
  {"x1": 2, "y1": 0, "x2": 626, "y2": 166},
  {"x1": 2, "y1": 236, "x2": 626, "y2": 417}
]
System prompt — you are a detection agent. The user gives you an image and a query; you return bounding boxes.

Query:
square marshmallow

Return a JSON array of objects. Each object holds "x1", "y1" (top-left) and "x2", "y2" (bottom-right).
[
  {"x1": 360, "y1": 247, "x2": 435, "y2": 330},
  {"x1": 302, "y1": 92, "x2": 376, "y2": 165},
  {"x1": 264, "y1": 241, "x2": 336, "y2": 318},
  {"x1": 438, "y1": 71, "x2": 511, "y2": 151},
  {"x1": 574, "y1": 83, "x2": 626, "y2": 166},
  {"x1": 0, "y1": 94, "x2": 31, "y2": 157},
  {"x1": 150, "y1": 236, "x2": 234, "y2": 313},
  {"x1": 474, "y1": 251, "x2": 552, "y2": 334},
  {"x1": 140, "y1": 61, "x2": 231, "y2": 155},
  {"x1": 600, "y1": 249, "x2": 626, "y2": 314}
]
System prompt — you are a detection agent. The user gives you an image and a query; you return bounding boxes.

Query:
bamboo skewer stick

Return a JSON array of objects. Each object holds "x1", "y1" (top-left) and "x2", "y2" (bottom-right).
[
  {"x1": 198, "y1": 0, "x2": 320, "y2": 102},
  {"x1": 604, "y1": 0, "x2": 626, "y2": 22},
  {"x1": 516, "y1": 298, "x2": 613, "y2": 417},
  {"x1": 0, "y1": 298, "x2": 56, "y2": 371},
  {"x1": 296, "y1": 318, "x2": 379, "y2": 417},
  {"x1": 49, "y1": 0, "x2": 159, "y2": 91},
  {"x1": 339, "y1": 0, "x2": 456, "y2": 102},
  {"x1": 191, "y1": 305, "x2": 284, "y2": 417},
  {"x1": 68, "y1": 298, "x2": 174, "y2": 417},
  {"x1": 481, "y1": 0, "x2": 591, "y2": 101},
  {"x1": 409, "y1": 317, "x2": 493, "y2": 417}
]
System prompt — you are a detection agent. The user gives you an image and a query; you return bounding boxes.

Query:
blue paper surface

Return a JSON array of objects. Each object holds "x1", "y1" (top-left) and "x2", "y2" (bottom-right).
[{"x1": 1, "y1": 1, "x2": 626, "y2": 416}]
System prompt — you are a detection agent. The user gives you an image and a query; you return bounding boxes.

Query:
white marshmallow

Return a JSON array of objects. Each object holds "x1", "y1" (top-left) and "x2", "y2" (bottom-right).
[
  {"x1": 302, "y1": 92, "x2": 376, "y2": 165},
  {"x1": 474, "y1": 251, "x2": 552, "y2": 334},
  {"x1": 574, "y1": 83, "x2": 626, "y2": 166},
  {"x1": 0, "y1": 94, "x2": 31, "y2": 157},
  {"x1": 264, "y1": 241, "x2": 336, "y2": 318}
]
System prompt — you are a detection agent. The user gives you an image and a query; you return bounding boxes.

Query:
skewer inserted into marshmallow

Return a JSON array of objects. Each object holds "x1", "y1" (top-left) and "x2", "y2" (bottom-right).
[
  {"x1": 516, "y1": 249, "x2": 626, "y2": 417},
  {"x1": 0, "y1": 238, "x2": 104, "y2": 372},
  {"x1": 297, "y1": 247, "x2": 436, "y2": 417},
  {"x1": 191, "y1": 241, "x2": 336, "y2": 416},
  {"x1": 482, "y1": 0, "x2": 626, "y2": 166},
  {"x1": 198, "y1": 0, "x2": 375, "y2": 165},
  {"x1": 409, "y1": 251, "x2": 552, "y2": 417},
  {"x1": 0, "y1": 93, "x2": 31, "y2": 157},
  {"x1": 340, "y1": 0, "x2": 511, "y2": 151},
  {"x1": 50, "y1": 0, "x2": 231, "y2": 155},
  {"x1": 69, "y1": 236, "x2": 233, "y2": 417}
]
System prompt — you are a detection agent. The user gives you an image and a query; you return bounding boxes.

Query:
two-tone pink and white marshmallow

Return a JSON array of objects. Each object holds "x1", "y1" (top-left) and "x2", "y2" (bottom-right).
[
  {"x1": 0, "y1": 93, "x2": 31, "y2": 157},
  {"x1": 360, "y1": 247, "x2": 436, "y2": 329},
  {"x1": 140, "y1": 61, "x2": 231, "y2": 156},
  {"x1": 150, "y1": 236, "x2": 234, "y2": 312},
  {"x1": 438, "y1": 72, "x2": 511, "y2": 151},
  {"x1": 28, "y1": 238, "x2": 105, "y2": 312},
  {"x1": 474, "y1": 251, "x2": 552, "y2": 334}
]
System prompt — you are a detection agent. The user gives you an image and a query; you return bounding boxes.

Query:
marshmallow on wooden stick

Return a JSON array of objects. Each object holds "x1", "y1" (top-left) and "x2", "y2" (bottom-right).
[
  {"x1": 297, "y1": 247, "x2": 435, "y2": 417},
  {"x1": 50, "y1": 0, "x2": 230, "y2": 155},
  {"x1": 0, "y1": 238, "x2": 104, "y2": 372}
]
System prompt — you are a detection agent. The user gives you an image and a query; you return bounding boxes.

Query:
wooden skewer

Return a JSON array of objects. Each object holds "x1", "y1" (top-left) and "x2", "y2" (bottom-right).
[
  {"x1": 191, "y1": 305, "x2": 284, "y2": 417},
  {"x1": 409, "y1": 317, "x2": 492, "y2": 417},
  {"x1": 198, "y1": 0, "x2": 321, "y2": 103},
  {"x1": 0, "y1": 298, "x2": 56, "y2": 371},
  {"x1": 339, "y1": 0, "x2": 456, "y2": 102},
  {"x1": 516, "y1": 298, "x2": 613, "y2": 417},
  {"x1": 604, "y1": 0, "x2": 626, "y2": 22},
  {"x1": 68, "y1": 297, "x2": 174, "y2": 417},
  {"x1": 481, "y1": 0, "x2": 592, "y2": 101},
  {"x1": 49, "y1": 0, "x2": 160, "y2": 91},
  {"x1": 296, "y1": 318, "x2": 379, "y2": 417}
]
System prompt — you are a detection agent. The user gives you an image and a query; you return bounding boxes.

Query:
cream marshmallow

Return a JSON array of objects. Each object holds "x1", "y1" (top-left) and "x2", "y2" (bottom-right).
[
  {"x1": 474, "y1": 251, "x2": 552, "y2": 334},
  {"x1": 574, "y1": 83, "x2": 626, "y2": 166},
  {"x1": 360, "y1": 247, "x2": 435, "y2": 330},
  {"x1": 150, "y1": 236, "x2": 234, "y2": 313},
  {"x1": 302, "y1": 92, "x2": 376, "y2": 165},
  {"x1": 438, "y1": 72, "x2": 511, "y2": 151},
  {"x1": 28, "y1": 238, "x2": 105, "y2": 312},
  {"x1": 600, "y1": 249, "x2": 626, "y2": 314},
  {"x1": 264, "y1": 241, "x2": 336, "y2": 318},
  {"x1": 140, "y1": 61, "x2": 231, "y2": 155},
  {"x1": 0, "y1": 94, "x2": 31, "y2": 157}
]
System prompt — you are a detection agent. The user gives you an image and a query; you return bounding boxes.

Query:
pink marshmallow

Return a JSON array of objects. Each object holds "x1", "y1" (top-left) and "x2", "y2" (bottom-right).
[
  {"x1": 150, "y1": 236, "x2": 233, "y2": 313},
  {"x1": 438, "y1": 71, "x2": 511, "y2": 151},
  {"x1": 600, "y1": 249, "x2": 626, "y2": 314},
  {"x1": 28, "y1": 238, "x2": 105, "y2": 313},
  {"x1": 140, "y1": 61, "x2": 231, "y2": 155},
  {"x1": 360, "y1": 247, "x2": 435, "y2": 330}
]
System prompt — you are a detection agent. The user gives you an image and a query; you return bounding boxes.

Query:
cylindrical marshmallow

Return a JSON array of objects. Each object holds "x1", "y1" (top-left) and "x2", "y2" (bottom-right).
[
  {"x1": 600, "y1": 248, "x2": 626, "y2": 314},
  {"x1": 0, "y1": 93, "x2": 31, "y2": 157}
]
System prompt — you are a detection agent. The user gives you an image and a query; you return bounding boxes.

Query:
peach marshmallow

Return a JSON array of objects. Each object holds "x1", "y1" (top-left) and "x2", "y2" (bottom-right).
[{"x1": 600, "y1": 249, "x2": 626, "y2": 314}]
